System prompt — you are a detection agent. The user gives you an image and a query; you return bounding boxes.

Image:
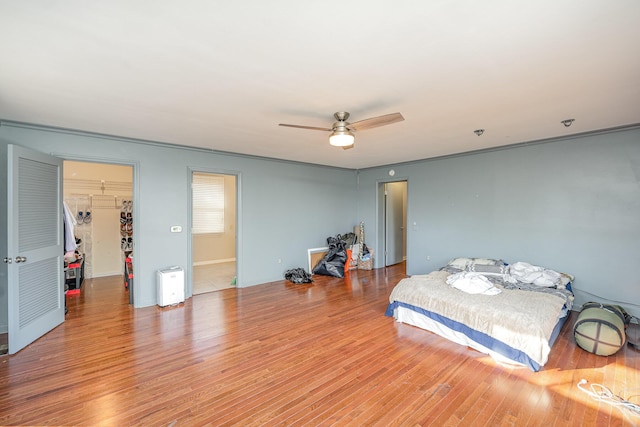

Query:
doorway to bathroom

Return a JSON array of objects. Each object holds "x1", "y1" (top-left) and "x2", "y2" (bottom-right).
[{"x1": 191, "y1": 172, "x2": 237, "y2": 294}]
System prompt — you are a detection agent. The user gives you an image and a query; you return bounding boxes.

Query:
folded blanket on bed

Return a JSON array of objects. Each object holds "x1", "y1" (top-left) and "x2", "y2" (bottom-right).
[{"x1": 446, "y1": 272, "x2": 501, "y2": 295}]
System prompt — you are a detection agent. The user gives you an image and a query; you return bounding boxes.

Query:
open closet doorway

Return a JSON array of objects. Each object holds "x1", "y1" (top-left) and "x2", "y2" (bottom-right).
[
  {"x1": 378, "y1": 180, "x2": 407, "y2": 269},
  {"x1": 191, "y1": 172, "x2": 237, "y2": 294},
  {"x1": 63, "y1": 161, "x2": 133, "y2": 303}
]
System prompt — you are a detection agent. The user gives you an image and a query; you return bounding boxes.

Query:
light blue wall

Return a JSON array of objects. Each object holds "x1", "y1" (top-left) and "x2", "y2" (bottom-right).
[
  {"x1": 2, "y1": 121, "x2": 639, "y2": 320},
  {"x1": 356, "y1": 126, "x2": 640, "y2": 318},
  {"x1": 0, "y1": 122, "x2": 357, "y2": 308}
]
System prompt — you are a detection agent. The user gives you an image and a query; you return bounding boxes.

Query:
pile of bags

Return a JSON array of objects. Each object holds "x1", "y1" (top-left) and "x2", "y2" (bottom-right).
[
  {"x1": 284, "y1": 232, "x2": 368, "y2": 283},
  {"x1": 312, "y1": 235, "x2": 351, "y2": 278}
]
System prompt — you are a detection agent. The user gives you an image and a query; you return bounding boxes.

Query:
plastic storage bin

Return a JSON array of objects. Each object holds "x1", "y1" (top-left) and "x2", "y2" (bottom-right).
[{"x1": 157, "y1": 266, "x2": 184, "y2": 307}]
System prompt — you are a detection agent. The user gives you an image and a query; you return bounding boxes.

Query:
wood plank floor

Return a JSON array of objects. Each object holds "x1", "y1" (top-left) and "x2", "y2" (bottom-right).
[{"x1": 1, "y1": 263, "x2": 639, "y2": 426}]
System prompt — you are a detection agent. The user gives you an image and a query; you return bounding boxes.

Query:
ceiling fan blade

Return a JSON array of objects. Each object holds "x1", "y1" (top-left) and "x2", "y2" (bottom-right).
[
  {"x1": 342, "y1": 144, "x2": 354, "y2": 150},
  {"x1": 279, "y1": 123, "x2": 332, "y2": 131},
  {"x1": 349, "y1": 112, "x2": 404, "y2": 131}
]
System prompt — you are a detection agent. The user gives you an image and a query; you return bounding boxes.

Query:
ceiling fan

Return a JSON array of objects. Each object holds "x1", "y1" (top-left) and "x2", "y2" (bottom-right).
[{"x1": 279, "y1": 111, "x2": 404, "y2": 150}]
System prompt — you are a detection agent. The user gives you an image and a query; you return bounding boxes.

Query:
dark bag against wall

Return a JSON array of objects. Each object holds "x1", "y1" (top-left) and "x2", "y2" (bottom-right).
[
  {"x1": 312, "y1": 236, "x2": 348, "y2": 278},
  {"x1": 338, "y1": 232, "x2": 357, "y2": 247}
]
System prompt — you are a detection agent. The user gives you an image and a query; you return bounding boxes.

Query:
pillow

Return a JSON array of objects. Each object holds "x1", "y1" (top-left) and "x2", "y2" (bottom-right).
[
  {"x1": 465, "y1": 263, "x2": 509, "y2": 275},
  {"x1": 558, "y1": 272, "x2": 574, "y2": 290},
  {"x1": 445, "y1": 257, "x2": 506, "y2": 270}
]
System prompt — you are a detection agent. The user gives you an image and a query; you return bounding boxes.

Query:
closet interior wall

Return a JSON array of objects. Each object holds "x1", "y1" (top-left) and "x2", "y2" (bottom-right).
[{"x1": 63, "y1": 164, "x2": 133, "y2": 279}]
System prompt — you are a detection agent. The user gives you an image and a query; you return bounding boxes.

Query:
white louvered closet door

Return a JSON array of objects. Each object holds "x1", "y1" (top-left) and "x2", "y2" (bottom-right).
[{"x1": 7, "y1": 145, "x2": 64, "y2": 354}]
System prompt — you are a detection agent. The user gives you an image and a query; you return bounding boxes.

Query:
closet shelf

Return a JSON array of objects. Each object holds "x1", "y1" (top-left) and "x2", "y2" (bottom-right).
[{"x1": 65, "y1": 178, "x2": 132, "y2": 196}]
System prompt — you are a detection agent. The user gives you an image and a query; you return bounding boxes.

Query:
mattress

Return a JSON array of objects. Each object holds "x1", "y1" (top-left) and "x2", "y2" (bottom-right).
[{"x1": 385, "y1": 267, "x2": 573, "y2": 371}]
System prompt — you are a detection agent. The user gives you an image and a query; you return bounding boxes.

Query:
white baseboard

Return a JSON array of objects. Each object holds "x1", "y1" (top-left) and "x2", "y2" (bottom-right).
[
  {"x1": 193, "y1": 258, "x2": 236, "y2": 267},
  {"x1": 89, "y1": 271, "x2": 123, "y2": 279}
]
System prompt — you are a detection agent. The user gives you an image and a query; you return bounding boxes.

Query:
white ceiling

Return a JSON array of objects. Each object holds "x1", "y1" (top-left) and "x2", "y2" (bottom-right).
[{"x1": 1, "y1": 1, "x2": 639, "y2": 169}]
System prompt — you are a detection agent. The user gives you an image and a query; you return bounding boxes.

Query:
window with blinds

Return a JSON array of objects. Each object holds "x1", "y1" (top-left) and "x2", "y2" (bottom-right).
[{"x1": 192, "y1": 173, "x2": 225, "y2": 234}]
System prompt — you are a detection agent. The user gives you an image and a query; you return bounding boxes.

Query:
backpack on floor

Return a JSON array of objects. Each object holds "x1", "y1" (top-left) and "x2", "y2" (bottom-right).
[
  {"x1": 574, "y1": 302, "x2": 626, "y2": 356},
  {"x1": 627, "y1": 322, "x2": 640, "y2": 350}
]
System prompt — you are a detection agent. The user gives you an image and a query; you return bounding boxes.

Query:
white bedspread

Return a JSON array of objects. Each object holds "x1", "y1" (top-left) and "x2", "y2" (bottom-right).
[{"x1": 389, "y1": 270, "x2": 566, "y2": 366}]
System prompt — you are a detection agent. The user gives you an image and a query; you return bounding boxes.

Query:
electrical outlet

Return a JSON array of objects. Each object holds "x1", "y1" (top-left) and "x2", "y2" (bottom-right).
[
  {"x1": 277, "y1": 258, "x2": 282, "y2": 264},
  {"x1": 426, "y1": 255, "x2": 431, "y2": 261}
]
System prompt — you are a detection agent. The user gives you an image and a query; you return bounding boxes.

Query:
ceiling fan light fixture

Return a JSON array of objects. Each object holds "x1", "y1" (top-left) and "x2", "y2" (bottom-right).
[
  {"x1": 280, "y1": 111, "x2": 403, "y2": 150},
  {"x1": 329, "y1": 129, "x2": 355, "y2": 147}
]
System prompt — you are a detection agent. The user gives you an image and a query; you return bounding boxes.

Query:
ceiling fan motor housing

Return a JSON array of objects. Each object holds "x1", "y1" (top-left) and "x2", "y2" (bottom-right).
[{"x1": 334, "y1": 112, "x2": 350, "y2": 122}]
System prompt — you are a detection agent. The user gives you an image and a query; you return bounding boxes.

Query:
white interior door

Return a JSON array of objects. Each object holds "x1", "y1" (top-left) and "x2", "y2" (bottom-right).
[
  {"x1": 7, "y1": 145, "x2": 64, "y2": 354},
  {"x1": 385, "y1": 181, "x2": 406, "y2": 266}
]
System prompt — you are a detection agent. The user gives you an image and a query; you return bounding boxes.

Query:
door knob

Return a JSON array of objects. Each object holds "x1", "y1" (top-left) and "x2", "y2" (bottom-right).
[{"x1": 15, "y1": 256, "x2": 27, "y2": 263}]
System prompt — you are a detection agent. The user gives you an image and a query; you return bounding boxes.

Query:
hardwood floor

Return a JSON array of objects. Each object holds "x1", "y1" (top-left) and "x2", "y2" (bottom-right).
[{"x1": 1, "y1": 263, "x2": 638, "y2": 426}]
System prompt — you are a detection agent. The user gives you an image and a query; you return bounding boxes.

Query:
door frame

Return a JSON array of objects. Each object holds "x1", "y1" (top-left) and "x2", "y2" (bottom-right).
[
  {"x1": 54, "y1": 153, "x2": 139, "y2": 306},
  {"x1": 375, "y1": 177, "x2": 408, "y2": 270},
  {"x1": 383, "y1": 181, "x2": 407, "y2": 266},
  {"x1": 187, "y1": 167, "x2": 241, "y2": 295}
]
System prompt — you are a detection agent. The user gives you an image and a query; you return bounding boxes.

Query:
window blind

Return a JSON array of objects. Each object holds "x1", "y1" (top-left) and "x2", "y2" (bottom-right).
[{"x1": 192, "y1": 173, "x2": 224, "y2": 234}]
